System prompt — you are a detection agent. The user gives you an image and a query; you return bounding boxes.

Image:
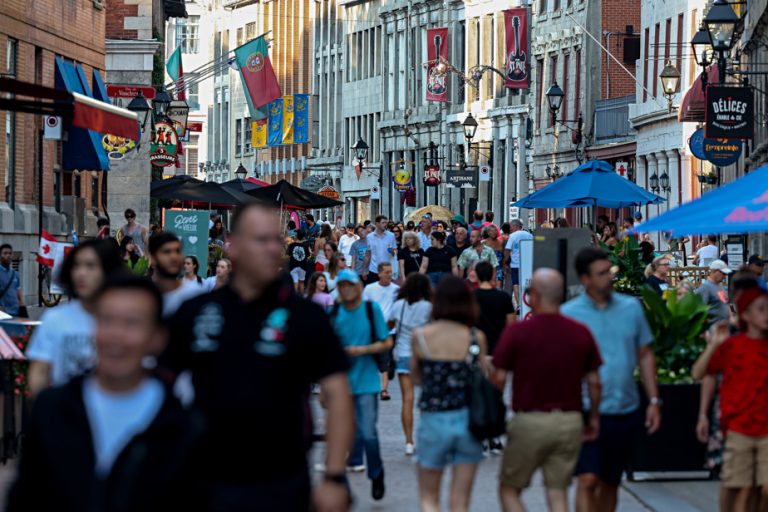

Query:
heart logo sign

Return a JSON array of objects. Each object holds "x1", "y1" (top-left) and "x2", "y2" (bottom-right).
[{"x1": 188, "y1": 236, "x2": 198, "y2": 245}]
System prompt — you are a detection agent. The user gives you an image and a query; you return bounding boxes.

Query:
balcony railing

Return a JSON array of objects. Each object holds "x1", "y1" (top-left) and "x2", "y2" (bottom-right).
[{"x1": 594, "y1": 95, "x2": 634, "y2": 144}]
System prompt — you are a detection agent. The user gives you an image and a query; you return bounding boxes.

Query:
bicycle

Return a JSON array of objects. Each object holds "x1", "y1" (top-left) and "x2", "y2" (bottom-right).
[{"x1": 38, "y1": 263, "x2": 61, "y2": 307}]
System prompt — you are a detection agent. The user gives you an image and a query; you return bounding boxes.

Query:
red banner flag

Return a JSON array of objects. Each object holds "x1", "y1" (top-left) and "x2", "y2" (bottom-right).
[
  {"x1": 426, "y1": 28, "x2": 449, "y2": 102},
  {"x1": 504, "y1": 8, "x2": 529, "y2": 90}
]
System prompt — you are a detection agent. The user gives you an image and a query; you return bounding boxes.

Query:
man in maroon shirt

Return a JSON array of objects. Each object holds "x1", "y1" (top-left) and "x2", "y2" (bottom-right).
[{"x1": 492, "y1": 268, "x2": 603, "y2": 512}]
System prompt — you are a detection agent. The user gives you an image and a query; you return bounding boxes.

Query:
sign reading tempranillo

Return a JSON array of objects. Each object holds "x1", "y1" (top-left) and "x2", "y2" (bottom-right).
[{"x1": 705, "y1": 86, "x2": 754, "y2": 139}]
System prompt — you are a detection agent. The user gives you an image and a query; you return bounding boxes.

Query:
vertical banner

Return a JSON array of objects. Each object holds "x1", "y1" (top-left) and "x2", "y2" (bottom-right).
[
  {"x1": 426, "y1": 28, "x2": 449, "y2": 102},
  {"x1": 282, "y1": 95, "x2": 294, "y2": 144},
  {"x1": 268, "y1": 98, "x2": 283, "y2": 147},
  {"x1": 504, "y1": 8, "x2": 530, "y2": 90},
  {"x1": 163, "y1": 209, "x2": 209, "y2": 278},
  {"x1": 252, "y1": 119, "x2": 267, "y2": 148},
  {"x1": 294, "y1": 94, "x2": 310, "y2": 143}
]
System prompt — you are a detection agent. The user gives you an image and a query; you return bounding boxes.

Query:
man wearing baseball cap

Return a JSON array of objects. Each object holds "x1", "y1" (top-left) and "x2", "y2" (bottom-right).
[
  {"x1": 748, "y1": 255, "x2": 768, "y2": 291},
  {"x1": 329, "y1": 269, "x2": 393, "y2": 500},
  {"x1": 696, "y1": 260, "x2": 732, "y2": 322}
]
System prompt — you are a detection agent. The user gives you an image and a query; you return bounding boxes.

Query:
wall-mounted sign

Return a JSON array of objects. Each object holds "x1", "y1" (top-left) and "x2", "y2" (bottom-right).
[
  {"x1": 688, "y1": 128, "x2": 706, "y2": 160},
  {"x1": 102, "y1": 134, "x2": 137, "y2": 160},
  {"x1": 149, "y1": 121, "x2": 179, "y2": 167},
  {"x1": 167, "y1": 105, "x2": 189, "y2": 138},
  {"x1": 187, "y1": 121, "x2": 203, "y2": 132},
  {"x1": 393, "y1": 165, "x2": 413, "y2": 192},
  {"x1": 424, "y1": 164, "x2": 441, "y2": 186},
  {"x1": 44, "y1": 115, "x2": 62, "y2": 140},
  {"x1": 370, "y1": 185, "x2": 381, "y2": 200},
  {"x1": 703, "y1": 137, "x2": 742, "y2": 167},
  {"x1": 318, "y1": 185, "x2": 340, "y2": 200},
  {"x1": 426, "y1": 28, "x2": 449, "y2": 102},
  {"x1": 504, "y1": 8, "x2": 529, "y2": 89},
  {"x1": 106, "y1": 84, "x2": 157, "y2": 99},
  {"x1": 705, "y1": 86, "x2": 754, "y2": 139},
  {"x1": 445, "y1": 166, "x2": 477, "y2": 188},
  {"x1": 615, "y1": 161, "x2": 629, "y2": 178},
  {"x1": 479, "y1": 164, "x2": 491, "y2": 182}
]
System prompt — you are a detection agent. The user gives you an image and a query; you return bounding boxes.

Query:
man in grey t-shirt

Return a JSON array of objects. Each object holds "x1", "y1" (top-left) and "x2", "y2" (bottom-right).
[
  {"x1": 696, "y1": 259, "x2": 732, "y2": 322},
  {"x1": 350, "y1": 226, "x2": 371, "y2": 277}
]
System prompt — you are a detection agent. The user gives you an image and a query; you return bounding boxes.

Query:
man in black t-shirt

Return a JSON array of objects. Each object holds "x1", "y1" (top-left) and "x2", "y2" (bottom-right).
[
  {"x1": 287, "y1": 228, "x2": 311, "y2": 294},
  {"x1": 473, "y1": 261, "x2": 515, "y2": 354},
  {"x1": 163, "y1": 202, "x2": 354, "y2": 512}
]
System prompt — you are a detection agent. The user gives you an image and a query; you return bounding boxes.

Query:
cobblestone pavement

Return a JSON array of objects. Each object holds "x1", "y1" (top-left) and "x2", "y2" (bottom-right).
[{"x1": 310, "y1": 380, "x2": 652, "y2": 512}]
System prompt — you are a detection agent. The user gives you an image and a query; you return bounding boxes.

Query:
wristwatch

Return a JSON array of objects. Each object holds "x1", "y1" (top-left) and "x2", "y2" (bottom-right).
[
  {"x1": 324, "y1": 472, "x2": 349, "y2": 487},
  {"x1": 649, "y1": 396, "x2": 663, "y2": 406}
]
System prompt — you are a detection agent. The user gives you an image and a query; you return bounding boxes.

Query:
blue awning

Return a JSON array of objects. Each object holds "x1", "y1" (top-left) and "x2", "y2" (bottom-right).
[{"x1": 54, "y1": 57, "x2": 110, "y2": 171}]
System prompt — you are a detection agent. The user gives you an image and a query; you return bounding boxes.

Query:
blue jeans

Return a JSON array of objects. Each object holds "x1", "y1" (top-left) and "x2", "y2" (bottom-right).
[
  {"x1": 348, "y1": 393, "x2": 384, "y2": 480},
  {"x1": 427, "y1": 272, "x2": 446, "y2": 287}
]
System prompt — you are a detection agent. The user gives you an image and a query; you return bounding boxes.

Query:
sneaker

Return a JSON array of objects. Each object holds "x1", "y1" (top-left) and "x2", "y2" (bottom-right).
[
  {"x1": 371, "y1": 470, "x2": 385, "y2": 500},
  {"x1": 490, "y1": 439, "x2": 503, "y2": 455},
  {"x1": 347, "y1": 464, "x2": 366, "y2": 473},
  {"x1": 405, "y1": 443, "x2": 415, "y2": 456}
]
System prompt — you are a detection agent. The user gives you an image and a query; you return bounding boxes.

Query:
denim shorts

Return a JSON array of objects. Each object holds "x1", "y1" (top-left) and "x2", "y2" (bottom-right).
[
  {"x1": 395, "y1": 356, "x2": 411, "y2": 374},
  {"x1": 417, "y1": 407, "x2": 484, "y2": 470}
]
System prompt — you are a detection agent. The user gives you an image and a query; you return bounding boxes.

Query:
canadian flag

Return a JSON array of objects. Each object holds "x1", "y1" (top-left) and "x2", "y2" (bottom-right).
[{"x1": 36, "y1": 230, "x2": 57, "y2": 267}]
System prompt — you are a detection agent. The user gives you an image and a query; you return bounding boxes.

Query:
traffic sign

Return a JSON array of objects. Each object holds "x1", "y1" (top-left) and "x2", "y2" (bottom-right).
[
  {"x1": 479, "y1": 164, "x2": 491, "y2": 182},
  {"x1": 106, "y1": 84, "x2": 157, "y2": 99},
  {"x1": 43, "y1": 115, "x2": 62, "y2": 140}
]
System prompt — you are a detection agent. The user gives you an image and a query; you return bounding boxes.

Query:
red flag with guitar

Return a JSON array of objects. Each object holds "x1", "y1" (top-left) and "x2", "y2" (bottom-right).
[
  {"x1": 426, "y1": 28, "x2": 449, "y2": 102},
  {"x1": 504, "y1": 8, "x2": 529, "y2": 90}
]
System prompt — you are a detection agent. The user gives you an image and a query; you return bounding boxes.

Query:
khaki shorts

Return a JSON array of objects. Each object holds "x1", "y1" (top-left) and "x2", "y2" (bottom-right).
[
  {"x1": 722, "y1": 430, "x2": 768, "y2": 488},
  {"x1": 500, "y1": 411, "x2": 583, "y2": 490}
]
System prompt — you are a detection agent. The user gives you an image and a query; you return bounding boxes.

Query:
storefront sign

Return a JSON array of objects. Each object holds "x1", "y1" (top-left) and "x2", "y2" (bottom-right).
[
  {"x1": 318, "y1": 185, "x2": 340, "y2": 200},
  {"x1": 703, "y1": 137, "x2": 742, "y2": 166},
  {"x1": 424, "y1": 164, "x2": 441, "y2": 186},
  {"x1": 426, "y1": 28, "x2": 448, "y2": 102},
  {"x1": 102, "y1": 134, "x2": 137, "y2": 160},
  {"x1": 167, "y1": 105, "x2": 189, "y2": 137},
  {"x1": 149, "y1": 121, "x2": 179, "y2": 167},
  {"x1": 393, "y1": 165, "x2": 413, "y2": 192},
  {"x1": 705, "y1": 86, "x2": 754, "y2": 139},
  {"x1": 688, "y1": 128, "x2": 706, "y2": 160},
  {"x1": 445, "y1": 166, "x2": 477, "y2": 188},
  {"x1": 187, "y1": 121, "x2": 203, "y2": 132}
]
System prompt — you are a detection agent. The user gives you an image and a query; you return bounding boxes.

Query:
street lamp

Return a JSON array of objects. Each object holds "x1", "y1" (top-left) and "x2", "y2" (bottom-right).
[
  {"x1": 691, "y1": 25, "x2": 715, "y2": 68},
  {"x1": 126, "y1": 90, "x2": 152, "y2": 132},
  {"x1": 649, "y1": 172, "x2": 660, "y2": 193},
  {"x1": 352, "y1": 137, "x2": 369, "y2": 162},
  {"x1": 659, "y1": 171, "x2": 670, "y2": 192},
  {"x1": 153, "y1": 86, "x2": 172, "y2": 117},
  {"x1": 704, "y1": 0, "x2": 739, "y2": 53},
  {"x1": 545, "y1": 82, "x2": 565, "y2": 124},
  {"x1": 235, "y1": 162, "x2": 248, "y2": 180},
  {"x1": 660, "y1": 61, "x2": 681, "y2": 113},
  {"x1": 462, "y1": 113, "x2": 478, "y2": 143}
]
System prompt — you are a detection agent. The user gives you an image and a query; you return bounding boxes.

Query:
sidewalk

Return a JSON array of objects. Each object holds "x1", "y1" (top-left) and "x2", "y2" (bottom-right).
[{"x1": 624, "y1": 477, "x2": 719, "y2": 512}]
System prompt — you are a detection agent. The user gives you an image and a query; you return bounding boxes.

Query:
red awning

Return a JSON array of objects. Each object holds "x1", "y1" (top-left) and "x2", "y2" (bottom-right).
[
  {"x1": 678, "y1": 65, "x2": 719, "y2": 123},
  {"x1": 0, "y1": 77, "x2": 138, "y2": 140}
]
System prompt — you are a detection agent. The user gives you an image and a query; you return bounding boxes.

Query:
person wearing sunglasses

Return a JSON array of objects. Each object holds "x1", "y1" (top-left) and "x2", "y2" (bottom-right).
[{"x1": 117, "y1": 208, "x2": 149, "y2": 254}]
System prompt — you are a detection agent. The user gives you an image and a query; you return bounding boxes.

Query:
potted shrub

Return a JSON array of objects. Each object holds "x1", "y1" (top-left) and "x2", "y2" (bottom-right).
[
  {"x1": 628, "y1": 286, "x2": 712, "y2": 475},
  {"x1": 600, "y1": 237, "x2": 645, "y2": 295}
]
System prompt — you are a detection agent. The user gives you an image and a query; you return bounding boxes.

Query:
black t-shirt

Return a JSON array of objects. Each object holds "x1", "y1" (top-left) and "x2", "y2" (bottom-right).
[
  {"x1": 425, "y1": 246, "x2": 457, "y2": 273},
  {"x1": 474, "y1": 288, "x2": 514, "y2": 353},
  {"x1": 162, "y1": 277, "x2": 348, "y2": 481},
  {"x1": 287, "y1": 241, "x2": 311, "y2": 270},
  {"x1": 398, "y1": 248, "x2": 425, "y2": 276},
  {"x1": 645, "y1": 275, "x2": 669, "y2": 296}
]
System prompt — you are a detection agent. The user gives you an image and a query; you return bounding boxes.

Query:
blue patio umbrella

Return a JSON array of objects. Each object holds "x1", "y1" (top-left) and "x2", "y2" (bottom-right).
[
  {"x1": 514, "y1": 160, "x2": 665, "y2": 210},
  {"x1": 634, "y1": 165, "x2": 768, "y2": 236}
]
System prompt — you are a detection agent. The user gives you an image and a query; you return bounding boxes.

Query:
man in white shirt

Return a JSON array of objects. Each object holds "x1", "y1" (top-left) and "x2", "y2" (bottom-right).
[
  {"x1": 338, "y1": 222, "x2": 359, "y2": 262},
  {"x1": 503, "y1": 219, "x2": 533, "y2": 310},
  {"x1": 367, "y1": 215, "x2": 397, "y2": 283},
  {"x1": 417, "y1": 216, "x2": 433, "y2": 249},
  {"x1": 148, "y1": 232, "x2": 203, "y2": 317},
  {"x1": 693, "y1": 235, "x2": 719, "y2": 266},
  {"x1": 363, "y1": 262, "x2": 400, "y2": 400}
]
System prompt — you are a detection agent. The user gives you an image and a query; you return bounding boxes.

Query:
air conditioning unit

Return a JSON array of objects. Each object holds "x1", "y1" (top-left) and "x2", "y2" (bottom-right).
[{"x1": 60, "y1": 196, "x2": 87, "y2": 235}]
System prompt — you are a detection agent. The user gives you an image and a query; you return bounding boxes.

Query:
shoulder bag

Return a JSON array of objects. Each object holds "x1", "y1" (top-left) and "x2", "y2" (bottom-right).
[{"x1": 467, "y1": 328, "x2": 507, "y2": 440}]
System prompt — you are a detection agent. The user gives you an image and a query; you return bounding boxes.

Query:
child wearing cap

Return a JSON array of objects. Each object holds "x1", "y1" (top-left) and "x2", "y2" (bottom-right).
[{"x1": 693, "y1": 286, "x2": 768, "y2": 510}]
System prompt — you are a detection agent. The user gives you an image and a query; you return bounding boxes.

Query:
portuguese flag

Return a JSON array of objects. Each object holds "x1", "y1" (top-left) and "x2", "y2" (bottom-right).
[
  {"x1": 234, "y1": 36, "x2": 281, "y2": 114},
  {"x1": 166, "y1": 46, "x2": 185, "y2": 100}
]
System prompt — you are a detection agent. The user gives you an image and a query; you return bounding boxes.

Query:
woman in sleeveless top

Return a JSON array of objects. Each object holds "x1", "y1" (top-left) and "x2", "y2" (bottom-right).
[{"x1": 411, "y1": 276, "x2": 488, "y2": 512}]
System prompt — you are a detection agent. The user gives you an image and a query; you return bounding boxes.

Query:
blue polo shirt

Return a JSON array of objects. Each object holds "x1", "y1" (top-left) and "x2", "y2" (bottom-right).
[
  {"x1": 561, "y1": 292, "x2": 653, "y2": 415},
  {"x1": 332, "y1": 301, "x2": 390, "y2": 395},
  {"x1": 0, "y1": 264, "x2": 20, "y2": 315}
]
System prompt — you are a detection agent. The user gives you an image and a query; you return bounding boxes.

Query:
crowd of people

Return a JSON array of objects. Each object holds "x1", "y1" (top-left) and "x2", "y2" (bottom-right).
[{"x1": 2, "y1": 202, "x2": 767, "y2": 512}]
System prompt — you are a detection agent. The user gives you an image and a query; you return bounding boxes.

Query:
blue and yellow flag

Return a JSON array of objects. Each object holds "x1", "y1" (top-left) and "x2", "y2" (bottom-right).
[
  {"x1": 282, "y1": 95, "x2": 294, "y2": 144},
  {"x1": 252, "y1": 119, "x2": 267, "y2": 148},
  {"x1": 294, "y1": 94, "x2": 309, "y2": 143},
  {"x1": 268, "y1": 98, "x2": 283, "y2": 146}
]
